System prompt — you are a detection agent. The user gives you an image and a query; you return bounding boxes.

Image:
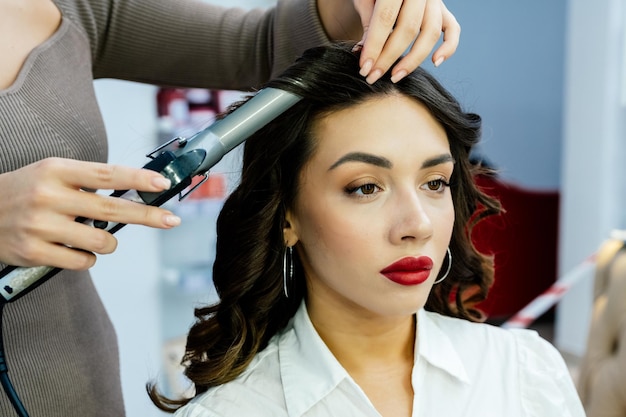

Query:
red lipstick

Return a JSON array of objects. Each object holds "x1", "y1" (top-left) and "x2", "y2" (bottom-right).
[{"x1": 380, "y1": 256, "x2": 433, "y2": 286}]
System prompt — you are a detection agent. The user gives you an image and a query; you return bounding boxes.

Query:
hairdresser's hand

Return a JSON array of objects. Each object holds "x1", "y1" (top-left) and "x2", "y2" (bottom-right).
[
  {"x1": 0, "y1": 158, "x2": 181, "y2": 270},
  {"x1": 318, "y1": 0, "x2": 460, "y2": 84},
  {"x1": 356, "y1": 0, "x2": 460, "y2": 83}
]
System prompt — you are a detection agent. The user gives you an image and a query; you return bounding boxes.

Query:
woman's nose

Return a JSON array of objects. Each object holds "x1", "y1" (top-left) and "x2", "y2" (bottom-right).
[{"x1": 388, "y1": 191, "x2": 433, "y2": 244}]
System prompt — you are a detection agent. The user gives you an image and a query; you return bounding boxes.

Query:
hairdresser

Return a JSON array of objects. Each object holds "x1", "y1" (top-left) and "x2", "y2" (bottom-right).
[{"x1": 0, "y1": 0, "x2": 459, "y2": 415}]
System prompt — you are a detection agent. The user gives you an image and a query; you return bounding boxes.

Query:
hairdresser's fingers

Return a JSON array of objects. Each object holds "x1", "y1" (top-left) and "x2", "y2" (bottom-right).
[
  {"x1": 0, "y1": 158, "x2": 180, "y2": 268},
  {"x1": 50, "y1": 216, "x2": 119, "y2": 255},
  {"x1": 47, "y1": 157, "x2": 180, "y2": 228},
  {"x1": 350, "y1": 0, "x2": 374, "y2": 49},
  {"x1": 46, "y1": 158, "x2": 173, "y2": 193},
  {"x1": 386, "y1": 0, "x2": 443, "y2": 83},
  {"x1": 353, "y1": 0, "x2": 410, "y2": 79},
  {"x1": 356, "y1": 0, "x2": 460, "y2": 84},
  {"x1": 2, "y1": 205, "x2": 103, "y2": 269},
  {"x1": 50, "y1": 245, "x2": 97, "y2": 270},
  {"x1": 397, "y1": 1, "x2": 459, "y2": 71},
  {"x1": 430, "y1": 3, "x2": 460, "y2": 67},
  {"x1": 11, "y1": 234, "x2": 99, "y2": 270},
  {"x1": 59, "y1": 188, "x2": 182, "y2": 230},
  {"x1": 5, "y1": 193, "x2": 176, "y2": 269},
  {"x1": 22, "y1": 158, "x2": 180, "y2": 229},
  {"x1": 370, "y1": 0, "x2": 434, "y2": 84}
]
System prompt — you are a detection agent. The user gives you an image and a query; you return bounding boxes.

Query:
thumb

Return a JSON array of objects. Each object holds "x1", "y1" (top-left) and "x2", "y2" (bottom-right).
[{"x1": 352, "y1": 0, "x2": 374, "y2": 47}]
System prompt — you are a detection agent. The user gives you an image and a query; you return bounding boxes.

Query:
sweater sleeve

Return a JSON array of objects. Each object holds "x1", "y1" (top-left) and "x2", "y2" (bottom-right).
[
  {"x1": 58, "y1": 0, "x2": 329, "y2": 90},
  {"x1": 511, "y1": 329, "x2": 586, "y2": 417}
]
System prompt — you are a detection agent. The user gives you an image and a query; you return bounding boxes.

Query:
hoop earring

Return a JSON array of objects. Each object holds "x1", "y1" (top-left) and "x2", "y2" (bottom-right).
[
  {"x1": 433, "y1": 247, "x2": 452, "y2": 284},
  {"x1": 283, "y1": 246, "x2": 294, "y2": 298}
]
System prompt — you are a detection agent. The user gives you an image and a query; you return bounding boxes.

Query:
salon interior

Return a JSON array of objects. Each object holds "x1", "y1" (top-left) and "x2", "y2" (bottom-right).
[{"x1": 90, "y1": 0, "x2": 626, "y2": 415}]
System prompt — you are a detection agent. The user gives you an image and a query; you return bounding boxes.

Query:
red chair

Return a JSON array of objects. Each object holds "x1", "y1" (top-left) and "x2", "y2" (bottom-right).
[{"x1": 471, "y1": 175, "x2": 560, "y2": 320}]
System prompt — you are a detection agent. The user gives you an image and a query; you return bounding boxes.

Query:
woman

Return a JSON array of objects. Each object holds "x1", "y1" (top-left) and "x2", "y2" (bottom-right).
[
  {"x1": 151, "y1": 43, "x2": 585, "y2": 416},
  {"x1": 0, "y1": 0, "x2": 459, "y2": 415}
]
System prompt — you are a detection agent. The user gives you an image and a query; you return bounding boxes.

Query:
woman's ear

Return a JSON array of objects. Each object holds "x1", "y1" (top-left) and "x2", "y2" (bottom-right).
[{"x1": 283, "y1": 210, "x2": 299, "y2": 247}]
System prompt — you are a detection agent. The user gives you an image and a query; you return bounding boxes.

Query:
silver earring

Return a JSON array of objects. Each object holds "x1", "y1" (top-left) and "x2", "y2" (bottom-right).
[
  {"x1": 434, "y1": 247, "x2": 452, "y2": 284},
  {"x1": 283, "y1": 246, "x2": 294, "y2": 298}
]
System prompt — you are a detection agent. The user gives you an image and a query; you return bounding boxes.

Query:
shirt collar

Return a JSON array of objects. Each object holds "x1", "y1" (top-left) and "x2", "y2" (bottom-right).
[
  {"x1": 278, "y1": 303, "x2": 470, "y2": 416},
  {"x1": 278, "y1": 301, "x2": 352, "y2": 416},
  {"x1": 416, "y1": 308, "x2": 471, "y2": 384}
]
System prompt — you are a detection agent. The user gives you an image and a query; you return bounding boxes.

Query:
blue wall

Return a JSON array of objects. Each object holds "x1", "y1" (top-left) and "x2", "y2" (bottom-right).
[{"x1": 433, "y1": 0, "x2": 568, "y2": 189}]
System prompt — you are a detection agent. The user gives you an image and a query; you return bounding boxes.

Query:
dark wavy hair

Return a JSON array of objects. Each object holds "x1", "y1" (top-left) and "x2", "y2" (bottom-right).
[{"x1": 149, "y1": 42, "x2": 501, "y2": 411}]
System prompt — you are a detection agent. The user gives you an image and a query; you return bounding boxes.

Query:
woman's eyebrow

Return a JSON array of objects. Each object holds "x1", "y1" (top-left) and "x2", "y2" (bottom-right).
[
  {"x1": 421, "y1": 154, "x2": 455, "y2": 169},
  {"x1": 328, "y1": 152, "x2": 392, "y2": 170},
  {"x1": 328, "y1": 152, "x2": 455, "y2": 171}
]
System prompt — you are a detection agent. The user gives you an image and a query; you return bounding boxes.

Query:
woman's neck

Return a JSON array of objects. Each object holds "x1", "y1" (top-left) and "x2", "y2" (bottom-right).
[
  {"x1": 311, "y1": 309, "x2": 416, "y2": 371},
  {"x1": 306, "y1": 299, "x2": 417, "y2": 417}
]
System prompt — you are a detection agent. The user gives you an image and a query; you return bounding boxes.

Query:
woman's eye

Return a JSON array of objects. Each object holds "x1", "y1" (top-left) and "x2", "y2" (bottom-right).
[
  {"x1": 359, "y1": 184, "x2": 377, "y2": 195},
  {"x1": 346, "y1": 183, "x2": 381, "y2": 196},
  {"x1": 424, "y1": 179, "x2": 450, "y2": 192}
]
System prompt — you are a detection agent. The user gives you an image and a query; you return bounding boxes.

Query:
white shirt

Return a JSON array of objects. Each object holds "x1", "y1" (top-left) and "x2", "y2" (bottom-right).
[{"x1": 175, "y1": 302, "x2": 585, "y2": 417}]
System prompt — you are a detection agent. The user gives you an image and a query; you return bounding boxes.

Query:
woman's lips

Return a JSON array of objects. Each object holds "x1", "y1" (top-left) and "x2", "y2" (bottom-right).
[{"x1": 380, "y1": 256, "x2": 434, "y2": 286}]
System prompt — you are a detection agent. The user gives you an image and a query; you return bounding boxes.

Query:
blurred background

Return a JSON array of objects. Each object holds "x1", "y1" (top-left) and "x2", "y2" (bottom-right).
[{"x1": 90, "y1": 0, "x2": 626, "y2": 415}]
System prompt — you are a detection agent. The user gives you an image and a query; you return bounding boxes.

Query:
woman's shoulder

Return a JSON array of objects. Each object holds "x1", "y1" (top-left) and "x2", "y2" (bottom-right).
[
  {"x1": 421, "y1": 310, "x2": 585, "y2": 416},
  {"x1": 175, "y1": 340, "x2": 288, "y2": 417},
  {"x1": 50, "y1": 0, "x2": 104, "y2": 52},
  {"x1": 422, "y1": 309, "x2": 543, "y2": 347},
  {"x1": 422, "y1": 309, "x2": 567, "y2": 365}
]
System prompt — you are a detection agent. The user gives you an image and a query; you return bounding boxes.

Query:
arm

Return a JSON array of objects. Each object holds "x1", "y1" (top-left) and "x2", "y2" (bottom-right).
[
  {"x1": 67, "y1": 0, "x2": 458, "y2": 90},
  {"x1": 80, "y1": 0, "x2": 330, "y2": 90}
]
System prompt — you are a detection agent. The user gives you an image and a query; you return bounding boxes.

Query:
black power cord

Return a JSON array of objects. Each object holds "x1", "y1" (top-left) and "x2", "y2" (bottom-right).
[{"x1": 0, "y1": 302, "x2": 29, "y2": 417}]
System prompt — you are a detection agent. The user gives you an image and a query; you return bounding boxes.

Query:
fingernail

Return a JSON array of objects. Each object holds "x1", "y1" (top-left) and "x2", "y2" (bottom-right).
[
  {"x1": 351, "y1": 41, "x2": 363, "y2": 53},
  {"x1": 164, "y1": 214, "x2": 181, "y2": 227},
  {"x1": 152, "y1": 176, "x2": 171, "y2": 190},
  {"x1": 366, "y1": 69, "x2": 383, "y2": 85},
  {"x1": 434, "y1": 56, "x2": 445, "y2": 67},
  {"x1": 390, "y1": 69, "x2": 407, "y2": 83},
  {"x1": 359, "y1": 59, "x2": 373, "y2": 77}
]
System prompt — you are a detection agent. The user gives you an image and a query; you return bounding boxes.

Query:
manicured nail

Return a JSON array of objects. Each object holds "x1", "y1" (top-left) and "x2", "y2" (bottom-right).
[
  {"x1": 359, "y1": 59, "x2": 373, "y2": 77},
  {"x1": 164, "y1": 214, "x2": 181, "y2": 227},
  {"x1": 390, "y1": 70, "x2": 407, "y2": 83},
  {"x1": 152, "y1": 176, "x2": 171, "y2": 190},
  {"x1": 366, "y1": 69, "x2": 383, "y2": 85},
  {"x1": 434, "y1": 56, "x2": 445, "y2": 67},
  {"x1": 352, "y1": 41, "x2": 363, "y2": 53}
]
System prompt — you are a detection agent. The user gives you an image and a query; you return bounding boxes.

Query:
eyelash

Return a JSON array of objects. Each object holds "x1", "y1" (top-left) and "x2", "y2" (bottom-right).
[
  {"x1": 345, "y1": 177, "x2": 451, "y2": 198},
  {"x1": 423, "y1": 178, "x2": 451, "y2": 193},
  {"x1": 345, "y1": 182, "x2": 382, "y2": 197}
]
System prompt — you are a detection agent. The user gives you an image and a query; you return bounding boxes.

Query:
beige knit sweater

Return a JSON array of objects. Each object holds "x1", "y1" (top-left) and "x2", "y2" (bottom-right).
[{"x1": 0, "y1": 0, "x2": 328, "y2": 415}]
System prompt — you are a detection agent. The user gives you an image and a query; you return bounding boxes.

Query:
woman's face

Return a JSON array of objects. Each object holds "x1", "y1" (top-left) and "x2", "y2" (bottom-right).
[{"x1": 285, "y1": 93, "x2": 455, "y2": 321}]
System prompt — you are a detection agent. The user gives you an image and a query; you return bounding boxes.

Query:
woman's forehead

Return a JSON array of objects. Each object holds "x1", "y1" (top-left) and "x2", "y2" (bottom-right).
[{"x1": 307, "y1": 94, "x2": 449, "y2": 165}]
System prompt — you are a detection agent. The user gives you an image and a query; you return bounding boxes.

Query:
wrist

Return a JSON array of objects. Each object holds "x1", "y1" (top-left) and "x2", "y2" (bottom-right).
[{"x1": 315, "y1": 0, "x2": 362, "y2": 41}]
